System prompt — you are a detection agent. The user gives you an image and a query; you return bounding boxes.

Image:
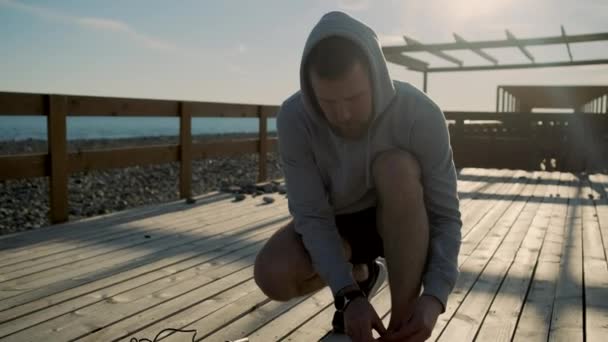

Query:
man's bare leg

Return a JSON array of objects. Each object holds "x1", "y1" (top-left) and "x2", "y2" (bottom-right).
[
  {"x1": 372, "y1": 150, "x2": 430, "y2": 330},
  {"x1": 254, "y1": 221, "x2": 368, "y2": 301}
]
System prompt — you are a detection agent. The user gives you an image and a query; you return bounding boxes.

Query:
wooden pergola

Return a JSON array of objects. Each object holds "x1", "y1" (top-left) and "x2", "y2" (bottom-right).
[
  {"x1": 381, "y1": 27, "x2": 608, "y2": 92},
  {"x1": 497, "y1": 85, "x2": 608, "y2": 113}
]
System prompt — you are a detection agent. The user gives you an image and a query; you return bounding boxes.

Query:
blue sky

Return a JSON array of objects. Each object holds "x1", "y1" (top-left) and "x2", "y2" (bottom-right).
[{"x1": 1, "y1": 0, "x2": 607, "y2": 111}]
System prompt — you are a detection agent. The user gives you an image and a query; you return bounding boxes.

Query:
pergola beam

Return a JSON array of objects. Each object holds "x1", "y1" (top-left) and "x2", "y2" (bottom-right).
[
  {"x1": 561, "y1": 25, "x2": 574, "y2": 62},
  {"x1": 453, "y1": 33, "x2": 498, "y2": 65},
  {"x1": 382, "y1": 32, "x2": 608, "y2": 54},
  {"x1": 384, "y1": 53, "x2": 429, "y2": 71},
  {"x1": 506, "y1": 29, "x2": 535, "y2": 63},
  {"x1": 427, "y1": 59, "x2": 608, "y2": 72},
  {"x1": 403, "y1": 35, "x2": 463, "y2": 66}
]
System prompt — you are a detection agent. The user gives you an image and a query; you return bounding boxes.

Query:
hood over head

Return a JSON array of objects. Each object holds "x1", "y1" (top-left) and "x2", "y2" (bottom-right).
[{"x1": 300, "y1": 11, "x2": 396, "y2": 126}]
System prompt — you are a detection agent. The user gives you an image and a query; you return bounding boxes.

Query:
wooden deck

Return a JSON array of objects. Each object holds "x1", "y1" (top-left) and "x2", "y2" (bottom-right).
[{"x1": 1, "y1": 168, "x2": 607, "y2": 342}]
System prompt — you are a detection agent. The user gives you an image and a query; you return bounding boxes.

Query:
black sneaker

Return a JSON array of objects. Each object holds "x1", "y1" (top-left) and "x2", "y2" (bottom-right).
[
  {"x1": 331, "y1": 259, "x2": 387, "y2": 334},
  {"x1": 332, "y1": 310, "x2": 346, "y2": 334},
  {"x1": 358, "y1": 259, "x2": 387, "y2": 299}
]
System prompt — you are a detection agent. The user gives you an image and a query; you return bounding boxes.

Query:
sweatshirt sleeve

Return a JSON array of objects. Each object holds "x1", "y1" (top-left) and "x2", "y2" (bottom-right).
[
  {"x1": 276, "y1": 103, "x2": 357, "y2": 295},
  {"x1": 408, "y1": 99, "x2": 462, "y2": 312}
]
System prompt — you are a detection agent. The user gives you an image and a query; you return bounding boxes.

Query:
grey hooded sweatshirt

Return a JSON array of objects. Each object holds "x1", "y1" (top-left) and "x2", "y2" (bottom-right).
[{"x1": 276, "y1": 11, "x2": 462, "y2": 310}]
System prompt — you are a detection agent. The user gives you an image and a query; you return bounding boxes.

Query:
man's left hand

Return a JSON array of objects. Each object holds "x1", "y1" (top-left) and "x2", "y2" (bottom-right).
[{"x1": 380, "y1": 295, "x2": 443, "y2": 342}]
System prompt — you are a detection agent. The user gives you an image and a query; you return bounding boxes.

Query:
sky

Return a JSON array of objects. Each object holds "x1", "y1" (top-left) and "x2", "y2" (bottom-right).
[{"x1": 1, "y1": 0, "x2": 607, "y2": 111}]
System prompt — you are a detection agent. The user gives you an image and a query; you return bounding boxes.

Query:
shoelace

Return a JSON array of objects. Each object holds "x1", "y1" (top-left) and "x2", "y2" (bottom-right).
[
  {"x1": 129, "y1": 328, "x2": 248, "y2": 342},
  {"x1": 129, "y1": 328, "x2": 197, "y2": 342}
]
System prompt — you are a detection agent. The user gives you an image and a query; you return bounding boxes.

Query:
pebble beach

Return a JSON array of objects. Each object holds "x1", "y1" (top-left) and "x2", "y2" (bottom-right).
[{"x1": 0, "y1": 134, "x2": 284, "y2": 236}]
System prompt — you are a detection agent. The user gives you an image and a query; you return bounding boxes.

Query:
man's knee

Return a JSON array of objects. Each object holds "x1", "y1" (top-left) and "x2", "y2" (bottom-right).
[
  {"x1": 372, "y1": 149, "x2": 422, "y2": 189},
  {"x1": 254, "y1": 248, "x2": 293, "y2": 301},
  {"x1": 253, "y1": 222, "x2": 310, "y2": 302}
]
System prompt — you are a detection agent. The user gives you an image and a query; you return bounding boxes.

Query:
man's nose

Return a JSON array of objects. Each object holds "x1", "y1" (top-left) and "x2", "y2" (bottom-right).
[{"x1": 335, "y1": 103, "x2": 351, "y2": 123}]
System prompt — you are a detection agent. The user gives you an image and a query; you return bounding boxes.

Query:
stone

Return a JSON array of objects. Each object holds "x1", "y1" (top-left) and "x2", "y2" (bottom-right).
[
  {"x1": 262, "y1": 196, "x2": 275, "y2": 204},
  {"x1": 227, "y1": 185, "x2": 241, "y2": 193}
]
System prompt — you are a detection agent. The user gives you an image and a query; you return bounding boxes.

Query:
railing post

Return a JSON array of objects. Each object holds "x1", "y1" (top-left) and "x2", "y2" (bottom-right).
[
  {"x1": 257, "y1": 105, "x2": 268, "y2": 182},
  {"x1": 47, "y1": 95, "x2": 68, "y2": 223},
  {"x1": 453, "y1": 117, "x2": 464, "y2": 163},
  {"x1": 179, "y1": 102, "x2": 192, "y2": 199},
  {"x1": 496, "y1": 87, "x2": 500, "y2": 112}
]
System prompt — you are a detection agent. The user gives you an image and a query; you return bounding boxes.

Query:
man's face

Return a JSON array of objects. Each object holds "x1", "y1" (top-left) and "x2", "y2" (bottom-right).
[{"x1": 310, "y1": 61, "x2": 373, "y2": 140}]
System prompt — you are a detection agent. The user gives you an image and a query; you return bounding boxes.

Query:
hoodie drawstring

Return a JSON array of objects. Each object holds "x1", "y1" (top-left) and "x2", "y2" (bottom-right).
[{"x1": 365, "y1": 129, "x2": 371, "y2": 188}]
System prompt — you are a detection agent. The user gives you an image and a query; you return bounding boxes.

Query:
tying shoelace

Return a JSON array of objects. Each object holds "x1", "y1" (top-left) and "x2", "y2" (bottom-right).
[{"x1": 129, "y1": 328, "x2": 197, "y2": 342}]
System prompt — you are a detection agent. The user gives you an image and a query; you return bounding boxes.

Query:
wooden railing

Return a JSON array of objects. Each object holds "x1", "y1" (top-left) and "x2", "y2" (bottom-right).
[
  {"x1": 0, "y1": 92, "x2": 279, "y2": 223},
  {"x1": 2, "y1": 91, "x2": 607, "y2": 224},
  {"x1": 445, "y1": 111, "x2": 608, "y2": 171}
]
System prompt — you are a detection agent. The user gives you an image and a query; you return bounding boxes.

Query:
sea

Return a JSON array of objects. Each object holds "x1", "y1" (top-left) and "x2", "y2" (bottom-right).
[{"x1": 0, "y1": 116, "x2": 277, "y2": 141}]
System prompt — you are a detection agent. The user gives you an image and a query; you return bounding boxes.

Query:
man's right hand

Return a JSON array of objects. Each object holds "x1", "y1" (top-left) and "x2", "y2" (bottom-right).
[{"x1": 343, "y1": 297, "x2": 387, "y2": 342}]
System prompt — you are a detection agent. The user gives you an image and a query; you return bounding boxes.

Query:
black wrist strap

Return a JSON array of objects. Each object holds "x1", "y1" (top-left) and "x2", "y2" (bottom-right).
[
  {"x1": 343, "y1": 291, "x2": 365, "y2": 311},
  {"x1": 334, "y1": 288, "x2": 366, "y2": 312}
]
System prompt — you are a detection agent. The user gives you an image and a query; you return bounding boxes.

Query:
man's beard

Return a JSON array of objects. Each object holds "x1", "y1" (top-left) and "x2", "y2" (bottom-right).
[{"x1": 330, "y1": 121, "x2": 369, "y2": 140}]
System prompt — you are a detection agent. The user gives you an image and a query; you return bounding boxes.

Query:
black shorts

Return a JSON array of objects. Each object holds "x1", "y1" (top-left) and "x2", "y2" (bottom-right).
[{"x1": 335, "y1": 206, "x2": 385, "y2": 265}]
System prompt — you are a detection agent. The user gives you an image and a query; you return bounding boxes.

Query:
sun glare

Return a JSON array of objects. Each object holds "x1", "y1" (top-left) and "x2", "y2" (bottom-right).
[{"x1": 447, "y1": 0, "x2": 511, "y2": 20}]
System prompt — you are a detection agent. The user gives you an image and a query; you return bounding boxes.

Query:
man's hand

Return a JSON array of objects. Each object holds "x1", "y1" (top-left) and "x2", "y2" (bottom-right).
[
  {"x1": 381, "y1": 295, "x2": 443, "y2": 342},
  {"x1": 343, "y1": 297, "x2": 387, "y2": 342}
]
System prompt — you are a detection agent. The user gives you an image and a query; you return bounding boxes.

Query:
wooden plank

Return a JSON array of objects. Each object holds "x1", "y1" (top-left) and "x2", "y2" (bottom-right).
[
  {"x1": 188, "y1": 101, "x2": 260, "y2": 118},
  {"x1": 0, "y1": 192, "x2": 231, "y2": 264},
  {"x1": 144, "y1": 283, "x2": 280, "y2": 341},
  {"x1": 590, "y1": 174, "x2": 608, "y2": 263},
  {"x1": 457, "y1": 168, "x2": 495, "y2": 210},
  {"x1": 430, "y1": 171, "x2": 539, "y2": 340},
  {"x1": 258, "y1": 106, "x2": 268, "y2": 182},
  {"x1": 4, "y1": 261, "x2": 259, "y2": 342},
  {"x1": 119, "y1": 279, "x2": 264, "y2": 342},
  {"x1": 0, "y1": 224, "x2": 278, "y2": 338},
  {"x1": 0, "y1": 202, "x2": 288, "y2": 304},
  {"x1": 548, "y1": 173, "x2": 584, "y2": 342},
  {"x1": 474, "y1": 171, "x2": 561, "y2": 341},
  {"x1": 0, "y1": 213, "x2": 287, "y2": 336},
  {"x1": 205, "y1": 277, "x2": 390, "y2": 341},
  {"x1": 281, "y1": 281, "x2": 391, "y2": 341},
  {"x1": 0, "y1": 200, "x2": 286, "y2": 302},
  {"x1": 436, "y1": 171, "x2": 547, "y2": 341},
  {"x1": 0, "y1": 193, "x2": 240, "y2": 266},
  {"x1": 3, "y1": 208, "x2": 286, "y2": 332},
  {"x1": 249, "y1": 288, "x2": 335, "y2": 341},
  {"x1": 0, "y1": 139, "x2": 270, "y2": 180},
  {"x1": 67, "y1": 145, "x2": 179, "y2": 172},
  {"x1": 581, "y1": 177, "x2": 608, "y2": 342},
  {"x1": 460, "y1": 170, "x2": 529, "y2": 253},
  {"x1": 0, "y1": 92, "x2": 44, "y2": 115},
  {"x1": 460, "y1": 169, "x2": 521, "y2": 239},
  {"x1": 0, "y1": 197, "x2": 281, "y2": 280},
  {"x1": 511, "y1": 172, "x2": 572, "y2": 341},
  {"x1": 192, "y1": 139, "x2": 260, "y2": 159},
  {"x1": 260, "y1": 105, "x2": 280, "y2": 118},
  {"x1": 0, "y1": 91, "x2": 278, "y2": 118},
  {"x1": 0, "y1": 154, "x2": 47, "y2": 180},
  {"x1": 445, "y1": 111, "x2": 608, "y2": 123},
  {"x1": 47, "y1": 95, "x2": 69, "y2": 223},
  {"x1": 65, "y1": 139, "x2": 278, "y2": 173},
  {"x1": 0, "y1": 192, "x2": 231, "y2": 267},
  {"x1": 179, "y1": 102, "x2": 192, "y2": 199},
  {"x1": 67, "y1": 95, "x2": 180, "y2": 117}
]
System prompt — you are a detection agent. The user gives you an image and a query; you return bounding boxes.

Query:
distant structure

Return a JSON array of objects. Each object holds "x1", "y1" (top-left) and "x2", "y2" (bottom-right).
[
  {"x1": 381, "y1": 26, "x2": 608, "y2": 94},
  {"x1": 496, "y1": 85, "x2": 607, "y2": 114}
]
